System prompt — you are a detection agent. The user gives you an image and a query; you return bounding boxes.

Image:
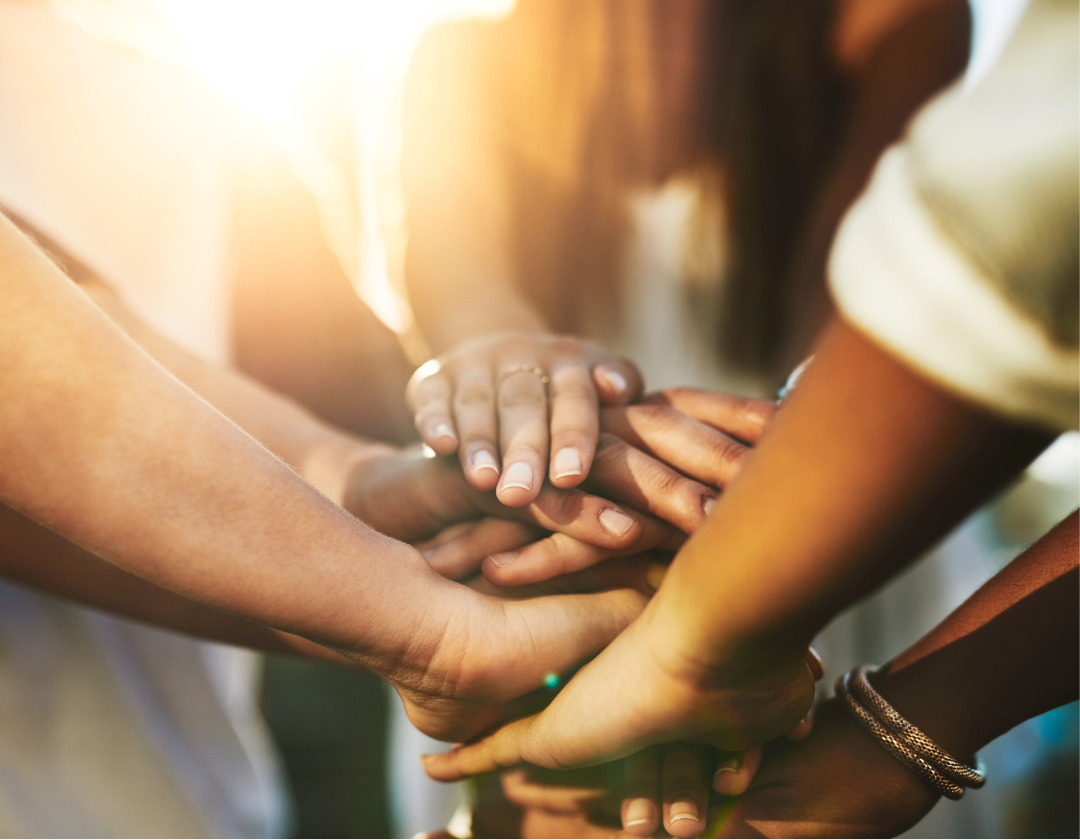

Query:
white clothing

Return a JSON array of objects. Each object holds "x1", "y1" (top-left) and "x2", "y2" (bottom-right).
[
  {"x1": 0, "y1": 3, "x2": 288, "y2": 835},
  {"x1": 829, "y1": 0, "x2": 1078, "y2": 430}
]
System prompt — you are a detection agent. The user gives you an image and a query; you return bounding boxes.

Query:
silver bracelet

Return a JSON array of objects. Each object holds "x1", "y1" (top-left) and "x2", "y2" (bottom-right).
[{"x1": 836, "y1": 668, "x2": 984, "y2": 800}]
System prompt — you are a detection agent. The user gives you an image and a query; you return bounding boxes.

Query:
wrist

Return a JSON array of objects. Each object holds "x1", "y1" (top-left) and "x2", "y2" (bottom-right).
[{"x1": 868, "y1": 664, "x2": 985, "y2": 763}]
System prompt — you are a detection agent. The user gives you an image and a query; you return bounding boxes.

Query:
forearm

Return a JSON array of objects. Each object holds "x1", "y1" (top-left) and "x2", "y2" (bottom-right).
[
  {"x1": 651, "y1": 318, "x2": 1051, "y2": 673},
  {"x1": 872, "y1": 510, "x2": 1079, "y2": 759},
  {"x1": 80, "y1": 279, "x2": 382, "y2": 507},
  {"x1": 0, "y1": 213, "x2": 451, "y2": 675},
  {"x1": 0, "y1": 502, "x2": 354, "y2": 665}
]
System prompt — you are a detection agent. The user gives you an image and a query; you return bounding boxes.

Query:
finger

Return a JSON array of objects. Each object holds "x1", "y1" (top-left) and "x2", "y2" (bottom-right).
[
  {"x1": 785, "y1": 708, "x2": 815, "y2": 741},
  {"x1": 587, "y1": 432, "x2": 717, "y2": 533},
  {"x1": 592, "y1": 358, "x2": 644, "y2": 406},
  {"x1": 452, "y1": 367, "x2": 502, "y2": 490},
  {"x1": 807, "y1": 646, "x2": 825, "y2": 681},
  {"x1": 483, "y1": 515, "x2": 678, "y2": 587},
  {"x1": 661, "y1": 742, "x2": 711, "y2": 839},
  {"x1": 514, "y1": 484, "x2": 647, "y2": 549},
  {"x1": 422, "y1": 715, "x2": 538, "y2": 782},
  {"x1": 621, "y1": 746, "x2": 661, "y2": 837},
  {"x1": 548, "y1": 363, "x2": 599, "y2": 489},
  {"x1": 643, "y1": 387, "x2": 776, "y2": 443},
  {"x1": 496, "y1": 366, "x2": 549, "y2": 506},
  {"x1": 711, "y1": 746, "x2": 762, "y2": 797},
  {"x1": 601, "y1": 404, "x2": 751, "y2": 489},
  {"x1": 410, "y1": 367, "x2": 459, "y2": 456},
  {"x1": 422, "y1": 518, "x2": 545, "y2": 580}
]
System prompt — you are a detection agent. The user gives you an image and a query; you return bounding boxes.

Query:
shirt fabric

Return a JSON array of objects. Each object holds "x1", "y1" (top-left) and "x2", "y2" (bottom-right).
[{"x1": 828, "y1": 0, "x2": 1078, "y2": 431}]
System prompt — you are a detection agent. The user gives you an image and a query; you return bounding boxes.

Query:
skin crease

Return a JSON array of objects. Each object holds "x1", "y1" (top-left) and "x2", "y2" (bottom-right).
[{"x1": 421, "y1": 318, "x2": 1051, "y2": 780}]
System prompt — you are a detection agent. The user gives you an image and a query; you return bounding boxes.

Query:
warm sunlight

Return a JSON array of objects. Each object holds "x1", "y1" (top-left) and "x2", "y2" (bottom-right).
[{"x1": 155, "y1": 0, "x2": 512, "y2": 339}]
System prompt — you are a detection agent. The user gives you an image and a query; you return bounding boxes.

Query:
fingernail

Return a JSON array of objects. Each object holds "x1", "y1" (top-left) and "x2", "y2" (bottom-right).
[
  {"x1": 598, "y1": 368, "x2": 627, "y2": 396},
  {"x1": 702, "y1": 496, "x2": 717, "y2": 517},
  {"x1": 624, "y1": 797, "x2": 654, "y2": 828},
  {"x1": 501, "y1": 462, "x2": 533, "y2": 492},
  {"x1": 421, "y1": 548, "x2": 435, "y2": 560},
  {"x1": 472, "y1": 449, "x2": 499, "y2": 474},
  {"x1": 646, "y1": 562, "x2": 667, "y2": 592},
  {"x1": 552, "y1": 448, "x2": 583, "y2": 480},
  {"x1": 488, "y1": 551, "x2": 519, "y2": 568},
  {"x1": 599, "y1": 508, "x2": 635, "y2": 537},
  {"x1": 713, "y1": 754, "x2": 743, "y2": 790},
  {"x1": 431, "y1": 422, "x2": 455, "y2": 441},
  {"x1": 669, "y1": 802, "x2": 700, "y2": 824}
]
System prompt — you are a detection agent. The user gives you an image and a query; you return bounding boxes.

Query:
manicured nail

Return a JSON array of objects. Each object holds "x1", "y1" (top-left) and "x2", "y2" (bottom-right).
[
  {"x1": 552, "y1": 448, "x2": 583, "y2": 480},
  {"x1": 646, "y1": 562, "x2": 668, "y2": 592},
  {"x1": 624, "y1": 797, "x2": 654, "y2": 829},
  {"x1": 669, "y1": 803, "x2": 700, "y2": 824},
  {"x1": 431, "y1": 422, "x2": 455, "y2": 441},
  {"x1": 501, "y1": 462, "x2": 534, "y2": 492},
  {"x1": 598, "y1": 368, "x2": 628, "y2": 396},
  {"x1": 488, "y1": 551, "x2": 519, "y2": 568},
  {"x1": 472, "y1": 449, "x2": 499, "y2": 474},
  {"x1": 599, "y1": 508, "x2": 635, "y2": 537},
  {"x1": 702, "y1": 496, "x2": 717, "y2": 517}
]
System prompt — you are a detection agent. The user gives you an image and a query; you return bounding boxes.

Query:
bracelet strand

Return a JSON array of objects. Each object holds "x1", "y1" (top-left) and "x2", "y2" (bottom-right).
[
  {"x1": 836, "y1": 672, "x2": 967, "y2": 799},
  {"x1": 850, "y1": 666, "x2": 986, "y2": 789}
]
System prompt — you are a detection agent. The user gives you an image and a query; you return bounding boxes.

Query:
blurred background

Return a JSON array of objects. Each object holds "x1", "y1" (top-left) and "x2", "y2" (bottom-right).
[{"x1": 7, "y1": 0, "x2": 1077, "y2": 836}]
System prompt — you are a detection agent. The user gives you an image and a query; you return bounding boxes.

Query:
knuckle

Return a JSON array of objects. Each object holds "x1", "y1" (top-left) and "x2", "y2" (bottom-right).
[
  {"x1": 455, "y1": 379, "x2": 494, "y2": 408},
  {"x1": 499, "y1": 386, "x2": 546, "y2": 411},
  {"x1": 709, "y1": 437, "x2": 749, "y2": 479}
]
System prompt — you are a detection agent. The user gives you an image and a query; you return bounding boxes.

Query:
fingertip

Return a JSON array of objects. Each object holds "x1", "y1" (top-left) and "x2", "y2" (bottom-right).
[
  {"x1": 786, "y1": 709, "x2": 815, "y2": 741},
  {"x1": 426, "y1": 424, "x2": 459, "y2": 455},
  {"x1": 666, "y1": 808, "x2": 705, "y2": 839},
  {"x1": 598, "y1": 508, "x2": 639, "y2": 542},
  {"x1": 712, "y1": 753, "x2": 747, "y2": 796},
  {"x1": 593, "y1": 364, "x2": 630, "y2": 405},
  {"x1": 622, "y1": 797, "x2": 660, "y2": 837},
  {"x1": 465, "y1": 449, "x2": 501, "y2": 490},
  {"x1": 497, "y1": 462, "x2": 539, "y2": 506},
  {"x1": 807, "y1": 646, "x2": 825, "y2": 681},
  {"x1": 550, "y1": 447, "x2": 585, "y2": 487}
]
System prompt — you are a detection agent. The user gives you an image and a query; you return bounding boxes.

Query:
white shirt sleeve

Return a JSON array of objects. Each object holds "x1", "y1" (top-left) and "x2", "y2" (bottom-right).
[{"x1": 828, "y1": 0, "x2": 1078, "y2": 431}]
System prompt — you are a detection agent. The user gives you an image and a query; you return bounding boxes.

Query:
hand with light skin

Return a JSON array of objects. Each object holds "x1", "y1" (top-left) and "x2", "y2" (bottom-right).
[
  {"x1": 408, "y1": 331, "x2": 645, "y2": 506},
  {"x1": 480, "y1": 388, "x2": 777, "y2": 587},
  {"x1": 421, "y1": 318, "x2": 1052, "y2": 783},
  {"x1": 0, "y1": 212, "x2": 650, "y2": 745}
]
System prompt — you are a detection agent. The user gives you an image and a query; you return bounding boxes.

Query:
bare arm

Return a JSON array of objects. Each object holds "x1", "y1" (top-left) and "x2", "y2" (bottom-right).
[
  {"x1": 0, "y1": 211, "x2": 646, "y2": 742},
  {"x1": 423, "y1": 317, "x2": 1051, "y2": 778},
  {"x1": 714, "y1": 510, "x2": 1078, "y2": 838}
]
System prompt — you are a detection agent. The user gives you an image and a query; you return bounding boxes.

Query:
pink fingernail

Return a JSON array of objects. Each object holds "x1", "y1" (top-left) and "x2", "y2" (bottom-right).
[
  {"x1": 431, "y1": 422, "x2": 455, "y2": 441},
  {"x1": 472, "y1": 449, "x2": 499, "y2": 474},
  {"x1": 488, "y1": 551, "x2": 519, "y2": 568},
  {"x1": 552, "y1": 448, "x2": 582, "y2": 480},
  {"x1": 669, "y1": 804, "x2": 700, "y2": 824},
  {"x1": 599, "y1": 508, "x2": 635, "y2": 537},
  {"x1": 625, "y1": 798, "x2": 654, "y2": 829},
  {"x1": 597, "y1": 368, "x2": 627, "y2": 396},
  {"x1": 702, "y1": 496, "x2": 717, "y2": 517},
  {"x1": 501, "y1": 462, "x2": 533, "y2": 492}
]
